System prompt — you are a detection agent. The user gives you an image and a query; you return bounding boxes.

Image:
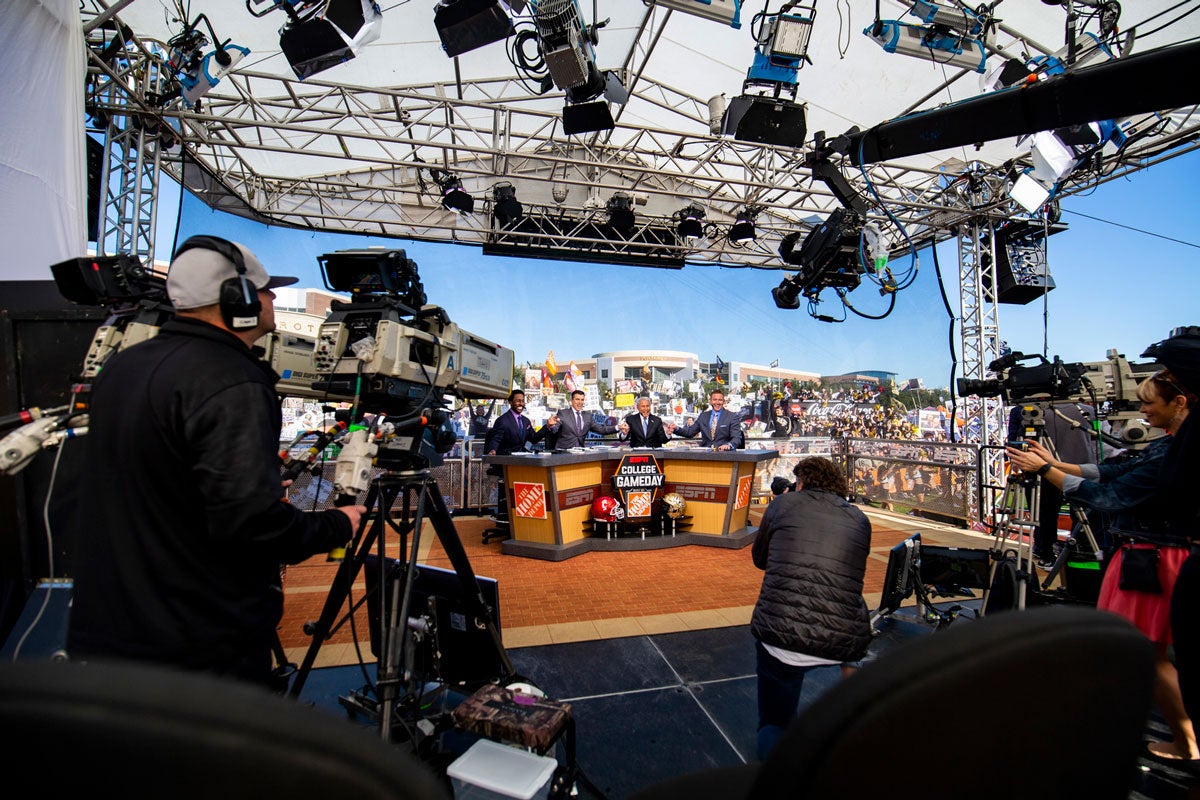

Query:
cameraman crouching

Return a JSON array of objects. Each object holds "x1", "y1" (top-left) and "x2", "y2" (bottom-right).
[
  {"x1": 1006, "y1": 370, "x2": 1198, "y2": 764},
  {"x1": 68, "y1": 237, "x2": 366, "y2": 688}
]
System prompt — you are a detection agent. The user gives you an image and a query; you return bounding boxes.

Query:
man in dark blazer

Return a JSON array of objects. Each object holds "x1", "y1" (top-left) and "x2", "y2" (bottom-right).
[
  {"x1": 672, "y1": 389, "x2": 744, "y2": 451},
  {"x1": 546, "y1": 389, "x2": 618, "y2": 449},
  {"x1": 485, "y1": 390, "x2": 548, "y2": 455},
  {"x1": 621, "y1": 395, "x2": 669, "y2": 448}
]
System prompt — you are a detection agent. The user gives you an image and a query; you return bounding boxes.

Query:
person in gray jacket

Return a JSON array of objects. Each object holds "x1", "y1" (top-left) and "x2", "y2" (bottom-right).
[{"x1": 750, "y1": 456, "x2": 872, "y2": 759}]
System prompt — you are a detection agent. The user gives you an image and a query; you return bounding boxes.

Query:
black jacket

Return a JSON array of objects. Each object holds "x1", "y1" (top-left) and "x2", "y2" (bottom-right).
[
  {"x1": 750, "y1": 489, "x2": 872, "y2": 662},
  {"x1": 68, "y1": 317, "x2": 352, "y2": 671}
]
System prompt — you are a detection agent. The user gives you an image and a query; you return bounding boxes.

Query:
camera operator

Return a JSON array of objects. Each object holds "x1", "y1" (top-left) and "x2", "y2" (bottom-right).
[
  {"x1": 1006, "y1": 370, "x2": 1197, "y2": 764},
  {"x1": 750, "y1": 457, "x2": 871, "y2": 760},
  {"x1": 68, "y1": 238, "x2": 367, "y2": 688},
  {"x1": 1146, "y1": 333, "x2": 1200, "y2": 735}
]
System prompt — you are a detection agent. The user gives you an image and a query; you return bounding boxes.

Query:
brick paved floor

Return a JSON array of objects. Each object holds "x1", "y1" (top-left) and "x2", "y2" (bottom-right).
[{"x1": 278, "y1": 506, "x2": 989, "y2": 663}]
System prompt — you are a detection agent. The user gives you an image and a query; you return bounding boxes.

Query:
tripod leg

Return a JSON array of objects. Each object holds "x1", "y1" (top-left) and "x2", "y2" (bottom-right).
[
  {"x1": 378, "y1": 479, "x2": 430, "y2": 741},
  {"x1": 289, "y1": 481, "x2": 384, "y2": 699}
]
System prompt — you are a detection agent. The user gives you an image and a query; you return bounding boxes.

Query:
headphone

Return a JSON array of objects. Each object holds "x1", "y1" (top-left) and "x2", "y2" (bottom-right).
[{"x1": 172, "y1": 235, "x2": 261, "y2": 330}]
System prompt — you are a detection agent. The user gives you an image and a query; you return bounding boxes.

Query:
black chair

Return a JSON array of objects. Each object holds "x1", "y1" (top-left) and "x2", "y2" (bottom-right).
[
  {"x1": 630, "y1": 606, "x2": 1155, "y2": 800},
  {"x1": 0, "y1": 658, "x2": 450, "y2": 799}
]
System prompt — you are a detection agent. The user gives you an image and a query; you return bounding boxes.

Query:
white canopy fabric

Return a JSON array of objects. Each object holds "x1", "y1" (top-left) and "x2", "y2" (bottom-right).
[{"x1": 1, "y1": 0, "x2": 87, "y2": 280}]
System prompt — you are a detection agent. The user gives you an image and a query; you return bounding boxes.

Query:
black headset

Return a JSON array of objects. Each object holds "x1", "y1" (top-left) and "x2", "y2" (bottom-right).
[{"x1": 172, "y1": 235, "x2": 261, "y2": 330}]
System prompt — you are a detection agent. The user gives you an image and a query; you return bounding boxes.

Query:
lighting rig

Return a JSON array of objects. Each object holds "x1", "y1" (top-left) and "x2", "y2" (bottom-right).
[
  {"x1": 432, "y1": 0, "x2": 525, "y2": 57},
  {"x1": 247, "y1": 0, "x2": 383, "y2": 80},
  {"x1": 719, "y1": 2, "x2": 814, "y2": 148},
  {"x1": 865, "y1": 0, "x2": 994, "y2": 73},
  {"x1": 530, "y1": 0, "x2": 628, "y2": 134},
  {"x1": 649, "y1": 0, "x2": 744, "y2": 28}
]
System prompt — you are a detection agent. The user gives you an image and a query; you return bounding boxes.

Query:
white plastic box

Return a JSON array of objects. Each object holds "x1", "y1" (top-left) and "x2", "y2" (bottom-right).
[{"x1": 446, "y1": 739, "x2": 558, "y2": 800}]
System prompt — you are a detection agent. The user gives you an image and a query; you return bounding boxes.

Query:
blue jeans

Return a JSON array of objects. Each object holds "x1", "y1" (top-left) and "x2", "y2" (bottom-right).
[{"x1": 756, "y1": 640, "x2": 817, "y2": 761}]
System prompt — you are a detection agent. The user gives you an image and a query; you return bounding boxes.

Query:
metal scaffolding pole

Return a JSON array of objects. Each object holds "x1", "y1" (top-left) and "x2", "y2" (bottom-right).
[{"x1": 957, "y1": 218, "x2": 1007, "y2": 525}]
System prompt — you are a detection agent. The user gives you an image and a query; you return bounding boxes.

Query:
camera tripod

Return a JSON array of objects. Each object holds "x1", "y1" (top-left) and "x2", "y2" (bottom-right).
[
  {"x1": 288, "y1": 467, "x2": 514, "y2": 741},
  {"x1": 982, "y1": 436, "x2": 1100, "y2": 613}
]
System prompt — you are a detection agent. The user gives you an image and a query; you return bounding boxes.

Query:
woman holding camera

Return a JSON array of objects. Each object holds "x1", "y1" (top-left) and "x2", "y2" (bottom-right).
[{"x1": 1006, "y1": 369, "x2": 1198, "y2": 765}]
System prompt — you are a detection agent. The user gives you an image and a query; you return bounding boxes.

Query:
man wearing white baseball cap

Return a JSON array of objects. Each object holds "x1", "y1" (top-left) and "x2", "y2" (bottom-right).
[{"x1": 68, "y1": 236, "x2": 366, "y2": 688}]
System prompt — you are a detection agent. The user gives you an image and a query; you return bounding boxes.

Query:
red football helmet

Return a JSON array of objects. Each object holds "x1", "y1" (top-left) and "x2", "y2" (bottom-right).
[{"x1": 591, "y1": 496, "x2": 625, "y2": 522}]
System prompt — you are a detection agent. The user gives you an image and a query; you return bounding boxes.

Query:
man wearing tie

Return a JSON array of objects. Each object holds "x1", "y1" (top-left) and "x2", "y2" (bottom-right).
[
  {"x1": 546, "y1": 389, "x2": 619, "y2": 449},
  {"x1": 485, "y1": 390, "x2": 548, "y2": 455},
  {"x1": 672, "y1": 389, "x2": 744, "y2": 451},
  {"x1": 621, "y1": 396, "x2": 669, "y2": 448}
]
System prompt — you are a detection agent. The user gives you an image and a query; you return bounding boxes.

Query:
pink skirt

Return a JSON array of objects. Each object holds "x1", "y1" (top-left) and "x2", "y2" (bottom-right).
[{"x1": 1097, "y1": 543, "x2": 1189, "y2": 643}]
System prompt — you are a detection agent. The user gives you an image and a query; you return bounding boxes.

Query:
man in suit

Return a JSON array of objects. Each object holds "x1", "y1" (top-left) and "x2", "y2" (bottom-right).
[
  {"x1": 672, "y1": 389, "x2": 744, "y2": 451},
  {"x1": 621, "y1": 395, "x2": 669, "y2": 448},
  {"x1": 546, "y1": 389, "x2": 618, "y2": 449},
  {"x1": 485, "y1": 390, "x2": 548, "y2": 455}
]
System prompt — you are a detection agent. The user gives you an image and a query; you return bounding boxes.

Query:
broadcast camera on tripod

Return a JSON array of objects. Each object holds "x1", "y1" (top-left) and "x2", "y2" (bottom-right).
[
  {"x1": 958, "y1": 348, "x2": 1161, "y2": 449},
  {"x1": 277, "y1": 250, "x2": 562, "y2": 772}
]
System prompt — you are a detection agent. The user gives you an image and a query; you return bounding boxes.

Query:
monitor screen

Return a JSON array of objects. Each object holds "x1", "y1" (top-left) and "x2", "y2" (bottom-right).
[
  {"x1": 918, "y1": 545, "x2": 992, "y2": 594},
  {"x1": 363, "y1": 555, "x2": 503, "y2": 685},
  {"x1": 876, "y1": 533, "x2": 921, "y2": 616}
]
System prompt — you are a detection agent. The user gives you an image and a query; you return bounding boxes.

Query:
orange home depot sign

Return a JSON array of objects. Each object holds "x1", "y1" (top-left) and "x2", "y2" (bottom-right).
[
  {"x1": 625, "y1": 490, "x2": 653, "y2": 518},
  {"x1": 612, "y1": 454, "x2": 665, "y2": 518},
  {"x1": 735, "y1": 475, "x2": 753, "y2": 510},
  {"x1": 512, "y1": 482, "x2": 547, "y2": 519}
]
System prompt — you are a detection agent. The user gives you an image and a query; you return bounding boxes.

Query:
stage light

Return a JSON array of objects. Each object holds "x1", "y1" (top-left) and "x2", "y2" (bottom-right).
[
  {"x1": 676, "y1": 204, "x2": 705, "y2": 241},
  {"x1": 276, "y1": 0, "x2": 383, "y2": 80},
  {"x1": 864, "y1": 20, "x2": 988, "y2": 72},
  {"x1": 1010, "y1": 171, "x2": 1051, "y2": 213},
  {"x1": 433, "y1": 0, "x2": 519, "y2": 58},
  {"x1": 720, "y1": 5, "x2": 814, "y2": 147},
  {"x1": 864, "y1": 2, "x2": 992, "y2": 74},
  {"x1": 606, "y1": 192, "x2": 635, "y2": 233},
  {"x1": 651, "y1": 0, "x2": 744, "y2": 28},
  {"x1": 437, "y1": 173, "x2": 475, "y2": 214},
  {"x1": 492, "y1": 182, "x2": 523, "y2": 227},
  {"x1": 728, "y1": 207, "x2": 757, "y2": 243}
]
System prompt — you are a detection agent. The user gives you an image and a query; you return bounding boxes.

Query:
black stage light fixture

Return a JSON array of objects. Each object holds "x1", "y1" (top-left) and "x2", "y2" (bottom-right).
[
  {"x1": 676, "y1": 204, "x2": 705, "y2": 241},
  {"x1": 279, "y1": 0, "x2": 381, "y2": 80},
  {"x1": 721, "y1": 94, "x2": 808, "y2": 148},
  {"x1": 562, "y1": 100, "x2": 615, "y2": 135},
  {"x1": 606, "y1": 192, "x2": 635, "y2": 233},
  {"x1": 492, "y1": 182, "x2": 523, "y2": 227},
  {"x1": 434, "y1": 0, "x2": 515, "y2": 58},
  {"x1": 280, "y1": 17, "x2": 353, "y2": 79},
  {"x1": 438, "y1": 173, "x2": 475, "y2": 214},
  {"x1": 728, "y1": 207, "x2": 757, "y2": 242}
]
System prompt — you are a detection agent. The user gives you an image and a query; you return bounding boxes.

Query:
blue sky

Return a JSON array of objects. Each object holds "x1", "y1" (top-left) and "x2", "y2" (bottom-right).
[{"x1": 165, "y1": 147, "x2": 1200, "y2": 390}]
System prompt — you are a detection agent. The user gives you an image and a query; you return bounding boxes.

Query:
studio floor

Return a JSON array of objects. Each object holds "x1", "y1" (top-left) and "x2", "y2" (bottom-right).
[{"x1": 280, "y1": 507, "x2": 1200, "y2": 799}]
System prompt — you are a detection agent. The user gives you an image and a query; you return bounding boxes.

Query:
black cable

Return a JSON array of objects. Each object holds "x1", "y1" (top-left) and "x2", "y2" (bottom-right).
[
  {"x1": 930, "y1": 241, "x2": 960, "y2": 443},
  {"x1": 1060, "y1": 208, "x2": 1200, "y2": 250},
  {"x1": 837, "y1": 286, "x2": 897, "y2": 320}
]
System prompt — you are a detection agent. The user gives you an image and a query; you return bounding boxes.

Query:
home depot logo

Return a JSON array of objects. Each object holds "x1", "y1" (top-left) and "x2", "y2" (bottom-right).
[{"x1": 512, "y1": 482, "x2": 546, "y2": 519}]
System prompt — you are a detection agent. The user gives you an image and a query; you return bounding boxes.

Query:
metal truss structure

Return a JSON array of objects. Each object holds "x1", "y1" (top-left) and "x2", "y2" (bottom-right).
[{"x1": 80, "y1": 3, "x2": 1200, "y2": 272}]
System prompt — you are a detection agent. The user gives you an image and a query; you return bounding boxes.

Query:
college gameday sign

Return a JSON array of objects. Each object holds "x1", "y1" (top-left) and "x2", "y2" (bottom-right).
[{"x1": 611, "y1": 453, "x2": 665, "y2": 518}]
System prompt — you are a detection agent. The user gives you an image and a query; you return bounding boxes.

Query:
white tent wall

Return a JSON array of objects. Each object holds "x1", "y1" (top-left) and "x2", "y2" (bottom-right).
[{"x1": 0, "y1": 0, "x2": 87, "y2": 280}]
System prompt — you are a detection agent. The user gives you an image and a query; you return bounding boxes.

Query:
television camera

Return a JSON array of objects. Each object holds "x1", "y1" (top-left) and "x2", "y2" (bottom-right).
[
  {"x1": 0, "y1": 256, "x2": 174, "y2": 476},
  {"x1": 771, "y1": 207, "x2": 871, "y2": 309},
  {"x1": 958, "y1": 348, "x2": 1161, "y2": 447}
]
